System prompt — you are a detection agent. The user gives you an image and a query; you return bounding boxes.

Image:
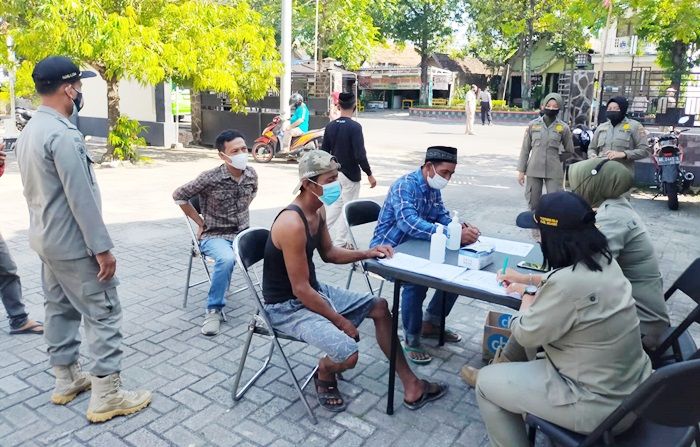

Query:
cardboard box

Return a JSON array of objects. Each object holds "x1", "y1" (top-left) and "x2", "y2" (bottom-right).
[
  {"x1": 458, "y1": 247, "x2": 494, "y2": 270},
  {"x1": 482, "y1": 311, "x2": 513, "y2": 361}
]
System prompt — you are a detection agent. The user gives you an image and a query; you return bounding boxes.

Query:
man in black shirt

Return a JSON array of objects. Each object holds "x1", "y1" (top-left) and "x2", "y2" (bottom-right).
[{"x1": 321, "y1": 92, "x2": 376, "y2": 247}]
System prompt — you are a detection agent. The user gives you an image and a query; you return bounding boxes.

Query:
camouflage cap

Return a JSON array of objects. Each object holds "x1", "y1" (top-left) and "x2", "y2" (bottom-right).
[{"x1": 292, "y1": 150, "x2": 341, "y2": 194}]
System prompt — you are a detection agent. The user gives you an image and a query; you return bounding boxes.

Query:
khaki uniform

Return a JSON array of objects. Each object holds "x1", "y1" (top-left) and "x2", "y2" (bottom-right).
[
  {"x1": 518, "y1": 116, "x2": 574, "y2": 210},
  {"x1": 588, "y1": 117, "x2": 650, "y2": 175},
  {"x1": 476, "y1": 258, "x2": 652, "y2": 447},
  {"x1": 596, "y1": 198, "x2": 669, "y2": 342},
  {"x1": 16, "y1": 106, "x2": 123, "y2": 376}
]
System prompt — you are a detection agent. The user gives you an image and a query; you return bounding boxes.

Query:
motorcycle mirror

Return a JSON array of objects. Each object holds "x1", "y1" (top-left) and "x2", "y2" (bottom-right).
[{"x1": 678, "y1": 116, "x2": 690, "y2": 125}]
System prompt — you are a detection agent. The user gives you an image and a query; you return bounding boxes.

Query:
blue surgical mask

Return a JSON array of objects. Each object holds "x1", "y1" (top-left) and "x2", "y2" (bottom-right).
[{"x1": 310, "y1": 179, "x2": 341, "y2": 205}]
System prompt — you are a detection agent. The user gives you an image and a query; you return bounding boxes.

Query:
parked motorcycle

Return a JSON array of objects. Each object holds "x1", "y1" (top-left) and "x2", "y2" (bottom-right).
[
  {"x1": 648, "y1": 116, "x2": 695, "y2": 210},
  {"x1": 15, "y1": 106, "x2": 34, "y2": 131},
  {"x1": 251, "y1": 116, "x2": 324, "y2": 163}
]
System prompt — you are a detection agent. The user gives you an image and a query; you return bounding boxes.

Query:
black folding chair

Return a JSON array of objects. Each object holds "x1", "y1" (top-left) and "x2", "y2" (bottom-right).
[
  {"x1": 526, "y1": 359, "x2": 700, "y2": 447},
  {"x1": 343, "y1": 199, "x2": 384, "y2": 297},
  {"x1": 180, "y1": 196, "x2": 251, "y2": 312},
  {"x1": 649, "y1": 258, "x2": 700, "y2": 369},
  {"x1": 231, "y1": 228, "x2": 319, "y2": 424}
]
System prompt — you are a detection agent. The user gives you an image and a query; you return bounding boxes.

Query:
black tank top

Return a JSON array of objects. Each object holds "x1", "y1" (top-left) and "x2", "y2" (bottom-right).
[{"x1": 262, "y1": 205, "x2": 322, "y2": 304}]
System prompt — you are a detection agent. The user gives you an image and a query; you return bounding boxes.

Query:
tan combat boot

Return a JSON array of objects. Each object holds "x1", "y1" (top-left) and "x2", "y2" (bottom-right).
[
  {"x1": 51, "y1": 363, "x2": 92, "y2": 405},
  {"x1": 459, "y1": 346, "x2": 511, "y2": 388},
  {"x1": 86, "y1": 373, "x2": 152, "y2": 423}
]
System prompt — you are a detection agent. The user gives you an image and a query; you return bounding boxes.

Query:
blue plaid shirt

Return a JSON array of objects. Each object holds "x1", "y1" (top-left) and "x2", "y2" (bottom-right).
[{"x1": 370, "y1": 168, "x2": 452, "y2": 248}]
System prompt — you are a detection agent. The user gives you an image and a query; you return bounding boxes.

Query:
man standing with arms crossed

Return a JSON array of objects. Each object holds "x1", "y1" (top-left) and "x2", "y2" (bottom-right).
[
  {"x1": 321, "y1": 92, "x2": 376, "y2": 247},
  {"x1": 16, "y1": 56, "x2": 150, "y2": 423}
]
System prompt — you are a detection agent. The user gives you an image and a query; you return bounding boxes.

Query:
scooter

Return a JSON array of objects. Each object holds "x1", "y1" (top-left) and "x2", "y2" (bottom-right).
[
  {"x1": 251, "y1": 116, "x2": 324, "y2": 163},
  {"x1": 15, "y1": 106, "x2": 34, "y2": 131},
  {"x1": 648, "y1": 116, "x2": 695, "y2": 210}
]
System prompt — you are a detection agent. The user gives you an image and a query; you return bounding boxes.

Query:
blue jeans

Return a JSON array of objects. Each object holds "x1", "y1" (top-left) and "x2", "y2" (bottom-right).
[
  {"x1": 401, "y1": 284, "x2": 458, "y2": 347},
  {"x1": 199, "y1": 238, "x2": 235, "y2": 310}
]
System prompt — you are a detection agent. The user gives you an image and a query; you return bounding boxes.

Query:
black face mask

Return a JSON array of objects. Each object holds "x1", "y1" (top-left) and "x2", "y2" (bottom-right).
[
  {"x1": 539, "y1": 110, "x2": 545, "y2": 117},
  {"x1": 69, "y1": 86, "x2": 84, "y2": 112},
  {"x1": 544, "y1": 108, "x2": 559, "y2": 118},
  {"x1": 606, "y1": 110, "x2": 623, "y2": 125}
]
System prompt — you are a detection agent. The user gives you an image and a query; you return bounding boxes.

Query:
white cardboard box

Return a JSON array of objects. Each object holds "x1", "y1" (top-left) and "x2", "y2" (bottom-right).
[{"x1": 458, "y1": 247, "x2": 495, "y2": 270}]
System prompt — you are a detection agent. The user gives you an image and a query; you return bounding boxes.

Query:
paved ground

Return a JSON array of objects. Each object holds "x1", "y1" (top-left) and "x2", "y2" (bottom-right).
[{"x1": 0, "y1": 113, "x2": 699, "y2": 446}]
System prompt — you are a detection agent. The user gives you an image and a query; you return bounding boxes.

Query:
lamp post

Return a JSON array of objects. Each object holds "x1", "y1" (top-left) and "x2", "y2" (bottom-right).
[
  {"x1": 280, "y1": 0, "x2": 292, "y2": 123},
  {"x1": 6, "y1": 34, "x2": 18, "y2": 136}
]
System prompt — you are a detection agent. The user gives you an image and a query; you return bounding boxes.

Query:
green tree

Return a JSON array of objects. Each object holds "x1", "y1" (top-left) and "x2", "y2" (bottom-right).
[
  {"x1": 382, "y1": 0, "x2": 465, "y2": 105},
  {"x1": 626, "y1": 0, "x2": 700, "y2": 90},
  {"x1": 1, "y1": 0, "x2": 279, "y2": 159}
]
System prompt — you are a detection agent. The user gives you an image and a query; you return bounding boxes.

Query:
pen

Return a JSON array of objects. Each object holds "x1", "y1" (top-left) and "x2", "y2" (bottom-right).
[{"x1": 499, "y1": 256, "x2": 509, "y2": 286}]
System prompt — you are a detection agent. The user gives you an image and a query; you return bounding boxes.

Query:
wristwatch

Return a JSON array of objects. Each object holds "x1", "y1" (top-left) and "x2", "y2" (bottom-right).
[{"x1": 523, "y1": 285, "x2": 538, "y2": 296}]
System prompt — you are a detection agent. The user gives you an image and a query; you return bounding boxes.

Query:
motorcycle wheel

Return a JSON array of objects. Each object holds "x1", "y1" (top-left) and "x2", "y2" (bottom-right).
[
  {"x1": 252, "y1": 142, "x2": 274, "y2": 163},
  {"x1": 665, "y1": 182, "x2": 679, "y2": 210}
]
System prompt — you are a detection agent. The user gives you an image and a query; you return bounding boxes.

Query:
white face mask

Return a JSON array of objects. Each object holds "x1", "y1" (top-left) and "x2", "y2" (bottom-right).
[
  {"x1": 426, "y1": 164, "x2": 449, "y2": 190},
  {"x1": 223, "y1": 152, "x2": 248, "y2": 170}
]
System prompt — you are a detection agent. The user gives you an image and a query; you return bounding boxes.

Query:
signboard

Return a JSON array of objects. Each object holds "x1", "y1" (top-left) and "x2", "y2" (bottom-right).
[
  {"x1": 432, "y1": 74, "x2": 452, "y2": 91},
  {"x1": 358, "y1": 74, "x2": 421, "y2": 90}
]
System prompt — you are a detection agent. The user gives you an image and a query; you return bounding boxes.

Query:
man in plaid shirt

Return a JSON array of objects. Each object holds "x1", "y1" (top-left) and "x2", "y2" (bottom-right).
[
  {"x1": 173, "y1": 130, "x2": 257, "y2": 336},
  {"x1": 371, "y1": 146, "x2": 480, "y2": 364}
]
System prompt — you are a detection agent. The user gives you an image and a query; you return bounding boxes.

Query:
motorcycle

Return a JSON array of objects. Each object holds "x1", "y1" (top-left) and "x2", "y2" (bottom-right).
[
  {"x1": 15, "y1": 106, "x2": 34, "y2": 131},
  {"x1": 648, "y1": 116, "x2": 695, "y2": 210},
  {"x1": 251, "y1": 116, "x2": 324, "y2": 163}
]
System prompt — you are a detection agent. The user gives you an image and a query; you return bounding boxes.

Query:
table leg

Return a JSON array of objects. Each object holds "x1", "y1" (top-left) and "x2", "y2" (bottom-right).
[
  {"x1": 438, "y1": 291, "x2": 446, "y2": 346},
  {"x1": 387, "y1": 279, "x2": 401, "y2": 415}
]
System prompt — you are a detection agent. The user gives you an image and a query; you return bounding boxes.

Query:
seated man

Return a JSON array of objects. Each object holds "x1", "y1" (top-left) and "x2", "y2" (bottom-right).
[
  {"x1": 173, "y1": 129, "x2": 257, "y2": 336},
  {"x1": 263, "y1": 150, "x2": 447, "y2": 412},
  {"x1": 370, "y1": 146, "x2": 480, "y2": 364}
]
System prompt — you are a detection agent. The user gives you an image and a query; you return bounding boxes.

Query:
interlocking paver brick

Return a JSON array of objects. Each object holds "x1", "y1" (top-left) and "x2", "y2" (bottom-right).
[{"x1": 125, "y1": 428, "x2": 171, "y2": 447}]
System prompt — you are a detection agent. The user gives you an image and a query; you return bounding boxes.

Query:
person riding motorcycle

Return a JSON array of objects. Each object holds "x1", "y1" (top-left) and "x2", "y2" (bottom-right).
[{"x1": 283, "y1": 93, "x2": 310, "y2": 152}]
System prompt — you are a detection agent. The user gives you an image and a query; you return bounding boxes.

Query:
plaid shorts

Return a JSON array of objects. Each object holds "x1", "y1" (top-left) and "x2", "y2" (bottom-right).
[{"x1": 264, "y1": 283, "x2": 378, "y2": 363}]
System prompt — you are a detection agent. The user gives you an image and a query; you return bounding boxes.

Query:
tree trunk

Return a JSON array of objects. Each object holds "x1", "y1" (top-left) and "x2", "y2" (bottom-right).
[
  {"x1": 669, "y1": 40, "x2": 688, "y2": 91},
  {"x1": 190, "y1": 89, "x2": 203, "y2": 145},
  {"x1": 104, "y1": 78, "x2": 120, "y2": 160},
  {"x1": 420, "y1": 50, "x2": 430, "y2": 106},
  {"x1": 522, "y1": 0, "x2": 534, "y2": 110}
]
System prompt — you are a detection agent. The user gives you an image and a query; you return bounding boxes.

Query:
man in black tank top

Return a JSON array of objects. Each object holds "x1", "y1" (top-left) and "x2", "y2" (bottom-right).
[{"x1": 262, "y1": 150, "x2": 448, "y2": 413}]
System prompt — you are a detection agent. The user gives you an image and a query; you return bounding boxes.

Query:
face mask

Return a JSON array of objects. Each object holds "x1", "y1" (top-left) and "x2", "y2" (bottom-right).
[
  {"x1": 310, "y1": 179, "x2": 341, "y2": 205},
  {"x1": 544, "y1": 108, "x2": 559, "y2": 118},
  {"x1": 606, "y1": 110, "x2": 623, "y2": 125},
  {"x1": 68, "y1": 86, "x2": 84, "y2": 112},
  {"x1": 223, "y1": 152, "x2": 248, "y2": 170},
  {"x1": 426, "y1": 165, "x2": 449, "y2": 190}
]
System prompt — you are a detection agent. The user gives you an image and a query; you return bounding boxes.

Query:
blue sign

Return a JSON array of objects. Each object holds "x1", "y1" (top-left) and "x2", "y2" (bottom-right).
[{"x1": 487, "y1": 334, "x2": 509, "y2": 353}]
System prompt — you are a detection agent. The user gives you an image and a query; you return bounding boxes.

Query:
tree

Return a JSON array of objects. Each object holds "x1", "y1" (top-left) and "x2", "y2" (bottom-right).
[
  {"x1": 382, "y1": 0, "x2": 465, "y2": 105},
  {"x1": 626, "y1": 0, "x2": 700, "y2": 90},
  {"x1": 0, "y1": 0, "x2": 280, "y2": 159}
]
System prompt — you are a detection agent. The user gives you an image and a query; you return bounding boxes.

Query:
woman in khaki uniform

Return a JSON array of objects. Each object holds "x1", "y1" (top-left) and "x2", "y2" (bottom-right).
[
  {"x1": 475, "y1": 192, "x2": 651, "y2": 447},
  {"x1": 518, "y1": 93, "x2": 574, "y2": 210}
]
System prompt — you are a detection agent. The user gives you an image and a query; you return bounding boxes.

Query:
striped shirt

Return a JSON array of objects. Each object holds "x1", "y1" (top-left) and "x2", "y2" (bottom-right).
[{"x1": 370, "y1": 168, "x2": 451, "y2": 248}]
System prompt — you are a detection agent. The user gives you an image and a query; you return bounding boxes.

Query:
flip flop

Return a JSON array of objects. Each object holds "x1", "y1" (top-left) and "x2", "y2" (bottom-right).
[
  {"x1": 403, "y1": 379, "x2": 449, "y2": 410},
  {"x1": 10, "y1": 321, "x2": 44, "y2": 335},
  {"x1": 313, "y1": 373, "x2": 347, "y2": 412},
  {"x1": 402, "y1": 344, "x2": 432, "y2": 365},
  {"x1": 421, "y1": 328, "x2": 463, "y2": 343}
]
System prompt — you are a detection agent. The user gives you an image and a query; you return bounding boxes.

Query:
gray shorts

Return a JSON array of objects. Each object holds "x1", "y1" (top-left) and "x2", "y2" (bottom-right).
[{"x1": 264, "y1": 283, "x2": 378, "y2": 363}]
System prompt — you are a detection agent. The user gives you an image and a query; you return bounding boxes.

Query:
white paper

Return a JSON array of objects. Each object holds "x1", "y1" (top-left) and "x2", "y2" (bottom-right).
[
  {"x1": 378, "y1": 253, "x2": 465, "y2": 281},
  {"x1": 452, "y1": 270, "x2": 514, "y2": 297},
  {"x1": 468, "y1": 236, "x2": 534, "y2": 257},
  {"x1": 461, "y1": 241, "x2": 495, "y2": 253}
]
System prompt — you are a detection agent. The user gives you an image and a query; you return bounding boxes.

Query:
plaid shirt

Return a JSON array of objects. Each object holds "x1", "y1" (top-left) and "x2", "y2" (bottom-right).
[
  {"x1": 173, "y1": 164, "x2": 258, "y2": 241},
  {"x1": 370, "y1": 168, "x2": 451, "y2": 248}
]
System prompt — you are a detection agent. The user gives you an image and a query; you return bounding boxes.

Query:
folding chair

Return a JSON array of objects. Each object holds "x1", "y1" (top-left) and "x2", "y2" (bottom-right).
[
  {"x1": 649, "y1": 258, "x2": 700, "y2": 369},
  {"x1": 526, "y1": 359, "x2": 700, "y2": 447},
  {"x1": 231, "y1": 227, "x2": 319, "y2": 424},
  {"x1": 181, "y1": 196, "x2": 254, "y2": 313},
  {"x1": 343, "y1": 199, "x2": 384, "y2": 297}
]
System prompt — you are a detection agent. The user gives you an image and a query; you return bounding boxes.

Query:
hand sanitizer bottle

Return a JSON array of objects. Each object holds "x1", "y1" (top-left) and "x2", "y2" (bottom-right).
[
  {"x1": 430, "y1": 224, "x2": 447, "y2": 263},
  {"x1": 447, "y1": 211, "x2": 461, "y2": 250}
]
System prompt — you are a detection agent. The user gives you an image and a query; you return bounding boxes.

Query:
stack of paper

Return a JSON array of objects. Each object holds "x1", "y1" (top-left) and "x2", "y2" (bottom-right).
[
  {"x1": 452, "y1": 270, "x2": 514, "y2": 297},
  {"x1": 378, "y1": 253, "x2": 466, "y2": 282},
  {"x1": 464, "y1": 236, "x2": 534, "y2": 257}
]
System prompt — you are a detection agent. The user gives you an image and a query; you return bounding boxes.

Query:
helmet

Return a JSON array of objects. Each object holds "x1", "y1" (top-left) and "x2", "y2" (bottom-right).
[{"x1": 290, "y1": 93, "x2": 303, "y2": 105}]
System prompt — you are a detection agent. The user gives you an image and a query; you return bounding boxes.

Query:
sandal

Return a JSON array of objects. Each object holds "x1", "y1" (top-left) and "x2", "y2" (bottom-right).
[
  {"x1": 402, "y1": 344, "x2": 432, "y2": 365},
  {"x1": 421, "y1": 328, "x2": 463, "y2": 343},
  {"x1": 403, "y1": 379, "x2": 448, "y2": 410},
  {"x1": 314, "y1": 373, "x2": 347, "y2": 412},
  {"x1": 10, "y1": 320, "x2": 44, "y2": 335}
]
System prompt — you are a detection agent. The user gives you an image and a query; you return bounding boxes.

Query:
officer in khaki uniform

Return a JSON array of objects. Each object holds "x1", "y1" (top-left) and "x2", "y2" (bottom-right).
[
  {"x1": 588, "y1": 96, "x2": 650, "y2": 176},
  {"x1": 518, "y1": 93, "x2": 574, "y2": 210},
  {"x1": 569, "y1": 158, "x2": 670, "y2": 345},
  {"x1": 475, "y1": 192, "x2": 651, "y2": 447},
  {"x1": 16, "y1": 56, "x2": 150, "y2": 423}
]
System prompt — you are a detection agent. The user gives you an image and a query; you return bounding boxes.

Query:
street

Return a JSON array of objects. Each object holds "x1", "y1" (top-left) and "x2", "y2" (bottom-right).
[{"x1": 0, "y1": 114, "x2": 699, "y2": 446}]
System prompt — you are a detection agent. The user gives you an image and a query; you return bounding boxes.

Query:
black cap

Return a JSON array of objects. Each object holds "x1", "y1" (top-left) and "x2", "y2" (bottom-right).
[
  {"x1": 425, "y1": 146, "x2": 458, "y2": 164},
  {"x1": 515, "y1": 191, "x2": 595, "y2": 230},
  {"x1": 32, "y1": 56, "x2": 97, "y2": 87}
]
